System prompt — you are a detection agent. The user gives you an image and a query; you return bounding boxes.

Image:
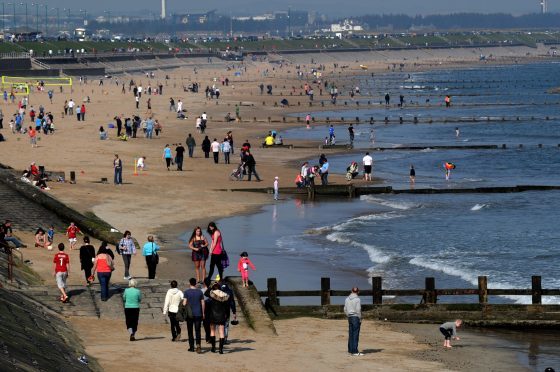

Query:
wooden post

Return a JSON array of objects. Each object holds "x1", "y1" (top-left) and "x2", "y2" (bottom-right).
[
  {"x1": 478, "y1": 276, "x2": 488, "y2": 304},
  {"x1": 321, "y1": 277, "x2": 331, "y2": 306},
  {"x1": 267, "y1": 278, "x2": 279, "y2": 306},
  {"x1": 532, "y1": 276, "x2": 542, "y2": 305},
  {"x1": 372, "y1": 276, "x2": 383, "y2": 305},
  {"x1": 425, "y1": 277, "x2": 436, "y2": 304}
]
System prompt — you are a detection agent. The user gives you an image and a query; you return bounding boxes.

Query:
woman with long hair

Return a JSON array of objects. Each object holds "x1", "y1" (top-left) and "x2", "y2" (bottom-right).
[
  {"x1": 92, "y1": 243, "x2": 114, "y2": 301},
  {"x1": 206, "y1": 222, "x2": 224, "y2": 282},
  {"x1": 188, "y1": 227, "x2": 209, "y2": 283}
]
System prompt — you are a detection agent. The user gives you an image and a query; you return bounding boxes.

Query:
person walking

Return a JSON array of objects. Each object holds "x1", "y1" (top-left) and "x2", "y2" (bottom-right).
[
  {"x1": 79, "y1": 236, "x2": 96, "y2": 285},
  {"x1": 184, "y1": 277, "x2": 205, "y2": 353},
  {"x1": 206, "y1": 222, "x2": 225, "y2": 282},
  {"x1": 123, "y1": 279, "x2": 142, "y2": 341},
  {"x1": 53, "y1": 243, "x2": 70, "y2": 303},
  {"x1": 118, "y1": 231, "x2": 137, "y2": 280},
  {"x1": 221, "y1": 138, "x2": 231, "y2": 164},
  {"x1": 175, "y1": 143, "x2": 185, "y2": 171},
  {"x1": 344, "y1": 287, "x2": 363, "y2": 356},
  {"x1": 211, "y1": 138, "x2": 220, "y2": 164},
  {"x1": 163, "y1": 280, "x2": 184, "y2": 342},
  {"x1": 245, "y1": 151, "x2": 261, "y2": 182},
  {"x1": 188, "y1": 226, "x2": 209, "y2": 283},
  {"x1": 113, "y1": 154, "x2": 123, "y2": 185},
  {"x1": 163, "y1": 144, "x2": 173, "y2": 170},
  {"x1": 91, "y1": 244, "x2": 114, "y2": 301},
  {"x1": 141, "y1": 235, "x2": 160, "y2": 280},
  {"x1": 186, "y1": 134, "x2": 196, "y2": 158},
  {"x1": 202, "y1": 136, "x2": 211, "y2": 158},
  {"x1": 205, "y1": 281, "x2": 230, "y2": 354}
]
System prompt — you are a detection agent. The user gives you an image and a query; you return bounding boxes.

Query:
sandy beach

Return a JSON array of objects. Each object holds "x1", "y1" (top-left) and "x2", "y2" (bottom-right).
[{"x1": 1, "y1": 45, "x2": 556, "y2": 370}]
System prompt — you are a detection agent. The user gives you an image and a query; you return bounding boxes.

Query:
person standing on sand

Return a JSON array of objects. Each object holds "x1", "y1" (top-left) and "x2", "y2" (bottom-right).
[
  {"x1": 221, "y1": 138, "x2": 231, "y2": 164},
  {"x1": 440, "y1": 320, "x2": 462, "y2": 348},
  {"x1": 79, "y1": 236, "x2": 96, "y2": 285},
  {"x1": 245, "y1": 151, "x2": 261, "y2": 182},
  {"x1": 186, "y1": 134, "x2": 196, "y2": 158},
  {"x1": 142, "y1": 235, "x2": 160, "y2": 280},
  {"x1": 163, "y1": 280, "x2": 184, "y2": 342},
  {"x1": 114, "y1": 154, "x2": 123, "y2": 185},
  {"x1": 189, "y1": 227, "x2": 209, "y2": 283},
  {"x1": 118, "y1": 230, "x2": 137, "y2": 280},
  {"x1": 28, "y1": 126, "x2": 37, "y2": 148},
  {"x1": 123, "y1": 279, "x2": 142, "y2": 341},
  {"x1": 205, "y1": 281, "x2": 230, "y2": 354},
  {"x1": 53, "y1": 243, "x2": 70, "y2": 303},
  {"x1": 163, "y1": 144, "x2": 173, "y2": 170},
  {"x1": 344, "y1": 287, "x2": 363, "y2": 356},
  {"x1": 92, "y1": 244, "x2": 114, "y2": 301},
  {"x1": 206, "y1": 222, "x2": 225, "y2": 282},
  {"x1": 184, "y1": 278, "x2": 205, "y2": 353}
]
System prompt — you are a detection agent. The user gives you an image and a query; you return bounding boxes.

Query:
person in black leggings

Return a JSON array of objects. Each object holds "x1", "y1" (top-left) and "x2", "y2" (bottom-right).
[{"x1": 206, "y1": 222, "x2": 224, "y2": 281}]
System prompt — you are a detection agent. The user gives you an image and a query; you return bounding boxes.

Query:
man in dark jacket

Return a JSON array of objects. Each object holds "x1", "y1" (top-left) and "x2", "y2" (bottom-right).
[
  {"x1": 186, "y1": 134, "x2": 196, "y2": 158},
  {"x1": 220, "y1": 280, "x2": 237, "y2": 344},
  {"x1": 245, "y1": 151, "x2": 261, "y2": 182}
]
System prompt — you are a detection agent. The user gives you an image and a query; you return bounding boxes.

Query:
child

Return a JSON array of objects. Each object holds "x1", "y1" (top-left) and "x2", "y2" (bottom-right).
[
  {"x1": 47, "y1": 225, "x2": 55, "y2": 249},
  {"x1": 439, "y1": 319, "x2": 462, "y2": 348},
  {"x1": 66, "y1": 222, "x2": 82, "y2": 250},
  {"x1": 237, "y1": 252, "x2": 256, "y2": 288},
  {"x1": 273, "y1": 176, "x2": 279, "y2": 200}
]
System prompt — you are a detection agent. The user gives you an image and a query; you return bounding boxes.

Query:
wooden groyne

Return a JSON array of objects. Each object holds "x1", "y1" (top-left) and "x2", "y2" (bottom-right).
[
  {"x1": 225, "y1": 184, "x2": 560, "y2": 199},
  {"x1": 258, "y1": 276, "x2": 560, "y2": 327}
]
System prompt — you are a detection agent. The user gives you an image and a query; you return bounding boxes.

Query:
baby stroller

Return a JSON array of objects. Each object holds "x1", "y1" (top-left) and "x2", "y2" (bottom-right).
[
  {"x1": 346, "y1": 162, "x2": 359, "y2": 181},
  {"x1": 230, "y1": 162, "x2": 246, "y2": 181}
]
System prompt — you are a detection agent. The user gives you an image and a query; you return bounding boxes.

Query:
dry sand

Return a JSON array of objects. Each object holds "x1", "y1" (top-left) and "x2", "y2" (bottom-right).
[{"x1": 1, "y1": 46, "x2": 550, "y2": 370}]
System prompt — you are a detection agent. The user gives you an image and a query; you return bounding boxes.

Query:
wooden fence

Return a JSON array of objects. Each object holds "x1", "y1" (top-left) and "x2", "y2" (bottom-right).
[{"x1": 259, "y1": 276, "x2": 560, "y2": 306}]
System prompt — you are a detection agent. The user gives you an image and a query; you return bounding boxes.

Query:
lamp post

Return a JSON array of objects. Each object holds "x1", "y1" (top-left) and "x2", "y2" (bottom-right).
[
  {"x1": 1, "y1": 3, "x2": 5, "y2": 32},
  {"x1": 32, "y1": 2, "x2": 38, "y2": 33},
  {"x1": 79, "y1": 8, "x2": 86, "y2": 27},
  {"x1": 63, "y1": 7, "x2": 69, "y2": 30},
  {"x1": 19, "y1": 2, "x2": 26, "y2": 32},
  {"x1": 53, "y1": 7, "x2": 58, "y2": 34},
  {"x1": 43, "y1": 4, "x2": 46, "y2": 36},
  {"x1": 7, "y1": 2, "x2": 15, "y2": 32},
  {"x1": 104, "y1": 10, "x2": 111, "y2": 24}
]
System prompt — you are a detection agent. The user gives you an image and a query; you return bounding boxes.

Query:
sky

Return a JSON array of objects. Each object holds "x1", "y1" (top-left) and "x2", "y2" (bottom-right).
[{"x1": 16, "y1": 0, "x2": 559, "y2": 17}]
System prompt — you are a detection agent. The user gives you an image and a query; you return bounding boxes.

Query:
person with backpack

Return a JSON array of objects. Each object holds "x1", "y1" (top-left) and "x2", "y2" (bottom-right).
[
  {"x1": 205, "y1": 281, "x2": 230, "y2": 354},
  {"x1": 141, "y1": 235, "x2": 160, "y2": 280}
]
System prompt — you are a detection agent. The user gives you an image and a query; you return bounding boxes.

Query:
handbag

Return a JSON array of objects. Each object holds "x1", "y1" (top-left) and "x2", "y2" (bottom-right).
[{"x1": 151, "y1": 242, "x2": 159, "y2": 265}]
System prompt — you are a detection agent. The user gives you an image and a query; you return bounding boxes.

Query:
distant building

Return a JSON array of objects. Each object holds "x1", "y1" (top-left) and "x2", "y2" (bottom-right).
[
  {"x1": 172, "y1": 10, "x2": 218, "y2": 25},
  {"x1": 330, "y1": 20, "x2": 363, "y2": 33}
]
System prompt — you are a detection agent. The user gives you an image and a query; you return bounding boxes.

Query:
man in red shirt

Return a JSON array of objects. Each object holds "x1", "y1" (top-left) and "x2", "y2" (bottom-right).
[
  {"x1": 66, "y1": 222, "x2": 82, "y2": 250},
  {"x1": 53, "y1": 243, "x2": 70, "y2": 302}
]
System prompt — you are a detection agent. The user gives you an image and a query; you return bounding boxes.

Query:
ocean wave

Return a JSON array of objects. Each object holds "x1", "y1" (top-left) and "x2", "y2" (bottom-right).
[
  {"x1": 361, "y1": 195, "x2": 421, "y2": 210},
  {"x1": 409, "y1": 257, "x2": 560, "y2": 304},
  {"x1": 307, "y1": 212, "x2": 401, "y2": 234},
  {"x1": 326, "y1": 232, "x2": 391, "y2": 264},
  {"x1": 470, "y1": 203, "x2": 489, "y2": 211}
]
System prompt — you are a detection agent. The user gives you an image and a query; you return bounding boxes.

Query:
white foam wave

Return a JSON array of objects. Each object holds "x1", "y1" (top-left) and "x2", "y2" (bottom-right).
[
  {"x1": 470, "y1": 203, "x2": 489, "y2": 211},
  {"x1": 361, "y1": 195, "x2": 421, "y2": 210},
  {"x1": 409, "y1": 257, "x2": 560, "y2": 304},
  {"x1": 326, "y1": 232, "x2": 391, "y2": 264},
  {"x1": 308, "y1": 212, "x2": 401, "y2": 234}
]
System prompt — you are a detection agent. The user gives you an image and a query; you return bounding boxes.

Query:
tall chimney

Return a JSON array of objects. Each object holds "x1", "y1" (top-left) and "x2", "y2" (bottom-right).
[{"x1": 161, "y1": 0, "x2": 167, "y2": 19}]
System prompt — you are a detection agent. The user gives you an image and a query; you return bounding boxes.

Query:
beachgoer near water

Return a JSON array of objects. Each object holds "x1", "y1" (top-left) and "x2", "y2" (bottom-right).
[
  {"x1": 123, "y1": 279, "x2": 142, "y2": 341},
  {"x1": 273, "y1": 176, "x2": 279, "y2": 200},
  {"x1": 66, "y1": 222, "x2": 82, "y2": 250},
  {"x1": 163, "y1": 280, "x2": 184, "y2": 341},
  {"x1": 440, "y1": 320, "x2": 462, "y2": 348},
  {"x1": 410, "y1": 164, "x2": 416, "y2": 185},
  {"x1": 344, "y1": 287, "x2": 362, "y2": 356},
  {"x1": 328, "y1": 125, "x2": 335, "y2": 144},
  {"x1": 205, "y1": 280, "x2": 230, "y2": 354},
  {"x1": 79, "y1": 236, "x2": 96, "y2": 285},
  {"x1": 444, "y1": 162, "x2": 456, "y2": 181},
  {"x1": 455, "y1": 127, "x2": 460, "y2": 138},
  {"x1": 206, "y1": 222, "x2": 225, "y2": 282},
  {"x1": 189, "y1": 226, "x2": 209, "y2": 283},
  {"x1": 245, "y1": 151, "x2": 261, "y2": 182},
  {"x1": 237, "y1": 252, "x2": 256, "y2": 288},
  {"x1": 363, "y1": 152, "x2": 373, "y2": 181},
  {"x1": 53, "y1": 243, "x2": 70, "y2": 303}
]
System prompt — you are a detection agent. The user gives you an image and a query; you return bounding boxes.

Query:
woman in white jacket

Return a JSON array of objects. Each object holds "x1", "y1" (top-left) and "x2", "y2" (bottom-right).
[{"x1": 163, "y1": 280, "x2": 184, "y2": 341}]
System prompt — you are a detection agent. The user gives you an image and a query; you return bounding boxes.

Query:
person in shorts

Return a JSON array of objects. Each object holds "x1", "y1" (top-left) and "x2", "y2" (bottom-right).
[
  {"x1": 53, "y1": 243, "x2": 70, "y2": 302},
  {"x1": 362, "y1": 152, "x2": 373, "y2": 181},
  {"x1": 66, "y1": 222, "x2": 82, "y2": 250}
]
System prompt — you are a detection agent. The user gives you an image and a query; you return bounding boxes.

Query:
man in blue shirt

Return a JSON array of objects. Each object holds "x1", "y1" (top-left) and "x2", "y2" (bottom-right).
[{"x1": 183, "y1": 278, "x2": 205, "y2": 353}]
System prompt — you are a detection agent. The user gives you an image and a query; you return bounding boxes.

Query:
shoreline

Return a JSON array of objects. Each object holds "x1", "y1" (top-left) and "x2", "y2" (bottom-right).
[{"x1": 1, "y1": 47, "x2": 558, "y2": 371}]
